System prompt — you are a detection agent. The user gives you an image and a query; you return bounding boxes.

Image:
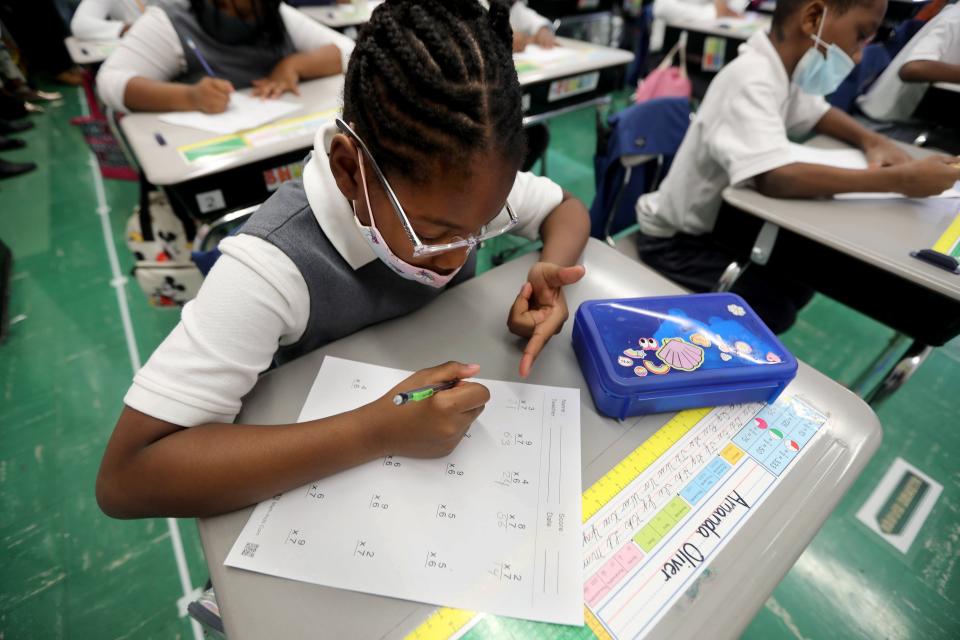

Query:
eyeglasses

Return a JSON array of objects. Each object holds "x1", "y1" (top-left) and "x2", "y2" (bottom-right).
[{"x1": 335, "y1": 118, "x2": 519, "y2": 257}]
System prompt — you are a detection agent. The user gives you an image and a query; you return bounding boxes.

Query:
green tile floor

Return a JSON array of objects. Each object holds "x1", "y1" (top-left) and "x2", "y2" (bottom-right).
[{"x1": 0, "y1": 87, "x2": 957, "y2": 639}]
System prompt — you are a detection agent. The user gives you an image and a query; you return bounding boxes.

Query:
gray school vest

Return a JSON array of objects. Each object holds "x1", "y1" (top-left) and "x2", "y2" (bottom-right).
[
  {"x1": 241, "y1": 178, "x2": 477, "y2": 365},
  {"x1": 158, "y1": 0, "x2": 296, "y2": 87}
]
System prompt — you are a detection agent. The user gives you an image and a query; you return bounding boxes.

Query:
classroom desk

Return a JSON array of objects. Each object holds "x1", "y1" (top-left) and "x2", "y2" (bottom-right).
[
  {"x1": 119, "y1": 40, "x2": 629, "y2": 222},
  {"x1": 516, "y1": 37, "x2": 633, "y2": 125},
  {"x1": 301, "y1": 1, "x2": 382, "y2": 29},
  {"x1": 660, "y1": 12, "x2": 770, "y2": 98},
  {"x1": 197, "y1": 238, "x2": 881, "y2": 640},
  {"x1": 118, "y1": 76, "x2": 342, "y2": 223},
  {"x1": 721, "y1": 136, "x2": 960, "y2": 403},
  {"x1": 64, "y1": 36, "x2": 117, "y2": 66}
]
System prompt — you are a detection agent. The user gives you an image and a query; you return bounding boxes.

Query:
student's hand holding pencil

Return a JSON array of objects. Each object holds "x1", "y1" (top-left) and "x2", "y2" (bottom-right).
[
  {"x1": 893, "y1": 155, "x2": 960, "y2": 198},
  {"x1": 509, "y1": 262, "x2": 586, "y2": 378},
  {"x1": 189, "y1": 77, "x2": 234, "y2": 113},
  {"x1": 366, "y1": 362, "x2": 489, "y2": 459}
]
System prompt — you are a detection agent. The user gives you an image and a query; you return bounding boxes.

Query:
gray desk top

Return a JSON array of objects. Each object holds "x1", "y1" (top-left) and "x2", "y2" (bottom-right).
[
  {"x1": 198, "y1": 238, "x2": 881, "y2": 640},
  {"x1": 514, "y1": 37, "x2": 634, "y2": 86},
  {"x1": 64, "y1": 36, "x2": 117, "y2": 65},
  {"x1": 120, "y1": 40, "x2": 631, "y2": 187},
  {"x1": 118, "y1": 75, "x2": 343, "y2": 186},
  {"x1": 663, "y1": 11, "x2": 771, "y2": 40},
  {"x1": 723, "y1": 136, "x2": 960, "y2": 301}
]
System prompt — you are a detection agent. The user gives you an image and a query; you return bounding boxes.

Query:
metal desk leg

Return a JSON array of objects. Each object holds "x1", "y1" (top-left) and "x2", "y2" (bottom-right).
[
  {"x1": 863, "y1": 339, "x2": 933, "y2": 407},
  {"x1": 712, "y1": 221, "x2": 779, "y2": 293}
]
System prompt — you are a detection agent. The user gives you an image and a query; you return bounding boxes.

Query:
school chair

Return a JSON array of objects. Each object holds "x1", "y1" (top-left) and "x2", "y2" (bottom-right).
[
  {"x1": 827, "y1": 43, "x2": 891, "y2": 113},
  {"x1": 589, "y1": 96, "x2": 691, "y2": 246},
  {"x1": 191, "y1": 207, "x2": 258, "y2": 276}
]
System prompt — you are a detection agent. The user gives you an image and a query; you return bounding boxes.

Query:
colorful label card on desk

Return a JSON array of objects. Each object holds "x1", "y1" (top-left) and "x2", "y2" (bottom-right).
[
  {"x1": 225, "y1": 357, "x2": 583, "y2": 625},
  {"x1": 408, "y1": 395, "x2": 828, "y2": 640}
]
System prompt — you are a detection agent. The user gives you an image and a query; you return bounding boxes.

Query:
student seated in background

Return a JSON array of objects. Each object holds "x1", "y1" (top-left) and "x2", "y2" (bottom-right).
[
  {"x1": 96, "y1": 0, "x2": 354, "y2": 113},
  {"x1": 635, "y1": 0, "x2": 960, "y2": 334},
  {"x1": 857, "y1": 1, "x2": 960, "y2": 122},
  {"x1": 71, "y1": 0, "x2": 149, "y2": 40},
  {"x1": 510, "y1": 0, "x2": 556, "y2": 50},
  {"x1": 653, "y1": 0, "x2": 751, "y2": 22}
]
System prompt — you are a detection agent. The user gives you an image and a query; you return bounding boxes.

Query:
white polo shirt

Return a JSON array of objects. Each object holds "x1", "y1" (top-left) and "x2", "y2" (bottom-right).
[
  {"x1": 123, "y1": 123, "x2": 564, "y2": 427},
  {"x1": 96, "y1": 2, "x2": 355, "y2": 113},
  {"x1": 636, "y1": 30, "x2": 831, "y2": 238},
  {"x1": 858, "y1": 4, "x2": 960, "y2": 122},
  {"x1": 71, "y1": 0, "x2": 148, "y2": 41},
  {"x1": 510, "y1": 1, "x2": 552, "y2": 35}
]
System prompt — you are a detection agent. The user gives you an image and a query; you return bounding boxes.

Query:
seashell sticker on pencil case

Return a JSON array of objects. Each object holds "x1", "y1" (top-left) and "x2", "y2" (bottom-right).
[
  {"x1": 617, "y1": 355, "x2": 634, "y2": 367},
  {"x1": 656, "y1": 338, "x2": 704, "y2": 372}
]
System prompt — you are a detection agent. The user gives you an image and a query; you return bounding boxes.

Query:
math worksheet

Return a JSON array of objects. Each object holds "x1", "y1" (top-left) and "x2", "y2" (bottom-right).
[{"x1": 225, "y1": 357, "x2": 583, "y2": 625}]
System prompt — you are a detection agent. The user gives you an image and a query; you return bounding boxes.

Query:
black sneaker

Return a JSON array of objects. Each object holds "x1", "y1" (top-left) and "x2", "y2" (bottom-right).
[
  {"x1": 0, "y1": 159, "x2": 36, "y2": 179},
  {"x1": 0, "y1": 136, "x2": 25, "y2": 151},
  {"x1": 0, "y1": 119, "x2": 33, "y2": 135}
]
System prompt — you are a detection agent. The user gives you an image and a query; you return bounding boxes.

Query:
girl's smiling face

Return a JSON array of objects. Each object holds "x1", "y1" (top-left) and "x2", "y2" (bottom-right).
[{"x1": 329, "y1": 134, "x2": 522, "y2": 276}]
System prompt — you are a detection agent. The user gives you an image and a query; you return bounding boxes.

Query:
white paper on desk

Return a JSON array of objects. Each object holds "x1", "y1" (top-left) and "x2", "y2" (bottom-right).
[
  {"x1": 787, "y1": 142, "x2": 960, "y2": 199},
  {"x1": 158, "y1": 93, "x2": 299, "y2": 134},
  {"x1": 514, "y1": 45, "x2": 581, "y2": 65},
  {"x1": 225, "y1": 357, "x2": 583, "y2": 626}
]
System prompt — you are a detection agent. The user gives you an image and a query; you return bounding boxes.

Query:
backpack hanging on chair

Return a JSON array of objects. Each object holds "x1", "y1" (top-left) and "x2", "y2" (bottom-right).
[{"x1": 635, "y1": 31, "x2": 692, "y2": 103}]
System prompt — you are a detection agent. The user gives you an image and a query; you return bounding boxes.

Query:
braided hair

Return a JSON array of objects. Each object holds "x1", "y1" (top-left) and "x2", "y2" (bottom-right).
[{"x1": 343, "y1": 0, "x2": 527, "y2": 181}]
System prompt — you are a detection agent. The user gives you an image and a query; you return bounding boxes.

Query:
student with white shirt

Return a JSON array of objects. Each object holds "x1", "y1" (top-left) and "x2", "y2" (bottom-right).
[
  {"x1": 653, "y1": 0, "x2": 751, "y2": 23},
  {"x1": 858, "y1": 2, "x2": 960, "y2": 122},
  {"x1": 96, "y1": 0, "x2": 355, "y2": 113},
  {"x1": 71, "y1": 0, "x2": 148, "y2": 41},
  {"x1": 635, "y1": 0, "x2": 960, "y2": 333},
  {"x1": 95, "y1": 0, "x2": 590, "y2": 519},
  {"x1": 510, "y1": 0, "x2": 556, "y2": 50}
]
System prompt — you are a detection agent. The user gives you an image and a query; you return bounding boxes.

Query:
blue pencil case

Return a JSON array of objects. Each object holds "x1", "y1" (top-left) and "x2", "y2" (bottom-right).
[{"x1": 572, "y1": 293, "x2": 798, "y2": 419}]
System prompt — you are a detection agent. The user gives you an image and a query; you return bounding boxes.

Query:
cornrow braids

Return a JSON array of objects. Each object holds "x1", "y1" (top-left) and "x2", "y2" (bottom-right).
[{"x1": 342, "y1": 0, "x2": 527, "y2": 181}]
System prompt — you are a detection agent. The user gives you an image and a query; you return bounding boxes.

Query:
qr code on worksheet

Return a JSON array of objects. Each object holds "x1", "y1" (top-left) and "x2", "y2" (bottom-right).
[{"x1": 241, "y1": 543, "x2": 258, "y2": 558}]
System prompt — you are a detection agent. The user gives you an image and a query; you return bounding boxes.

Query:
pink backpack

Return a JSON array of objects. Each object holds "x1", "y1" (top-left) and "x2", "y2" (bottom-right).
[{"x1": 634, "y1": 31, "x2": 692, "y2": 103}]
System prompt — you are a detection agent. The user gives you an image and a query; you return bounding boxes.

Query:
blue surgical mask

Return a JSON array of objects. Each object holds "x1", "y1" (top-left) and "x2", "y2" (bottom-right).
[{"x1": 792, "y1": 6, "x2": 855, "y2": 96}]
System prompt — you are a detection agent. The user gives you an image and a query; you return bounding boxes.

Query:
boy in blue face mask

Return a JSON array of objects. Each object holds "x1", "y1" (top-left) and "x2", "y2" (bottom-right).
[
  {"x1": 97, "y1": 0, "x2": 355, "y2": 113},
  {"x1": 635, "y1": 0, "x2": 960, "y2": 334}
]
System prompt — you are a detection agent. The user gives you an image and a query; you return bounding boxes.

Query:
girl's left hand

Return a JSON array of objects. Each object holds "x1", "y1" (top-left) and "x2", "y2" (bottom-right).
[
  {"x1": 252, "y1": 58, "x2": 301, "y2": 99},
  {"x1": 508, "y1": 262, "x2": 586, "y2": 378},
  {"x1": 864, "y1": 137, "x2": 913, "y2": 167},
  {"x1": 533, "y1": 27, "x2": 556, "y2": 48}
]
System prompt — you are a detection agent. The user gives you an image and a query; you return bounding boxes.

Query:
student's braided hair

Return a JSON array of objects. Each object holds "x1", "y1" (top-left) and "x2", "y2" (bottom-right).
[{"x1": 343, "y1": 0, "x2": 527, "y2": 180}]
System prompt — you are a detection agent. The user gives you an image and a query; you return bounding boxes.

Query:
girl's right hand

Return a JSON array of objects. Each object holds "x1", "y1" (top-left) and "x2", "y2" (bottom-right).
[
  {"x1": 366, "y1": 362, "x2": 489, "y2": 459},
  {"x1": 190, "y1": 77, "x2": 234, "y2": 113},
  {"x1": 894, "y1": 156, "x2": 960, "y2": 198}
]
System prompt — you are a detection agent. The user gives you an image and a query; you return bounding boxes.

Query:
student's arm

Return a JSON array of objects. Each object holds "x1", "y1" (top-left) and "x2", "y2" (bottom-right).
[
  {"x1": 97, "y1": 239, "x2": 490, "y2": 518},
  {"x1": 510, "y1": 1, "x2": 556, "y2": 50},
  {"x1": 899, "y1": 60, "x2": 960, "y2": 83},
  {"x1": 251, "y1": 4, "x2": 355, "y2": 97},
  {"x1": 99, "y1": 361, "x2": 489, "y2": 518},
  {"x1": 753, "y1": 155, "x2": 960, "y2": 199},
  {"x1": 812, "y1": 107, "x2": 913, "y2": 167},
  {"x1": 97, "y1": 7, "x2": 232, "y2": 113},
  {"x1": 71, "y1": 0, "x2": 127, "y2": 40},
  {"x1": 506, "y1": 178, "x2": 590, "y2": 377}
]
